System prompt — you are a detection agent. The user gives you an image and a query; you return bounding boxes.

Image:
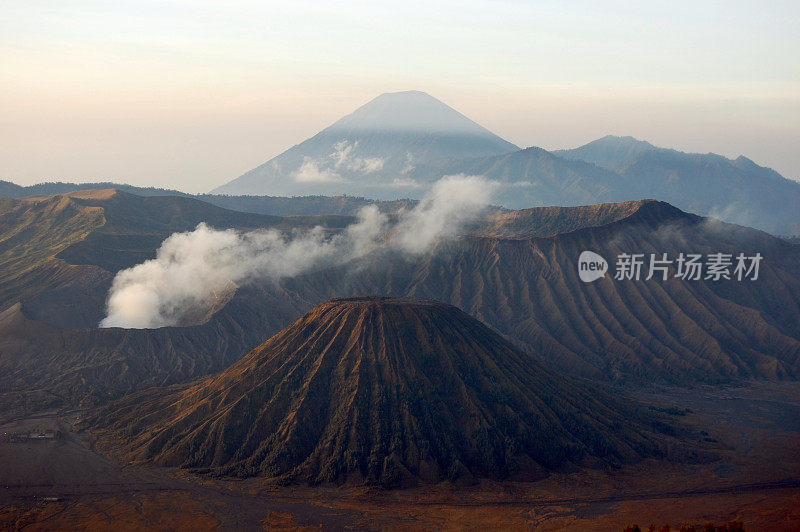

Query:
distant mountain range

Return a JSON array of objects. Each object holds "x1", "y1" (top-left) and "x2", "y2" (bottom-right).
[
  {"x1": 0, "y1": 180, "x2": 417, "y2": 217},
  {"x1": 554, "y1": 136, "x2": 800, "y2": 237},
  {"x1": 2, "y1": 92, "x2": 798, "y2": 234},
  {"x1": 207, "y1": 91, "x2": 800, "y2": 236}
]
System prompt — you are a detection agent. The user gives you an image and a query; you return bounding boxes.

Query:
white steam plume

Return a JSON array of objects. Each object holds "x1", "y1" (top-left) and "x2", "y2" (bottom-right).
[
  {"x1": 392, "y1": 175, "x2": 497, "y2": 254},
  {"x1": 100, "y1": 175, "x2": 492, "y2": 329}
]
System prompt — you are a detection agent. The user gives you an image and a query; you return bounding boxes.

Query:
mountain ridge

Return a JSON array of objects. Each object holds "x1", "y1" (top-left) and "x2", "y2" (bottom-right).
[
  {"x1": 553, "y1": 136, "x2": 800, "y2": 235},
  {"x1": 553, "y1": 135, "x2": 658, "y2": 172},
  {"x1": 2, "y1": 192, "x2": 799, "y2": 419}
]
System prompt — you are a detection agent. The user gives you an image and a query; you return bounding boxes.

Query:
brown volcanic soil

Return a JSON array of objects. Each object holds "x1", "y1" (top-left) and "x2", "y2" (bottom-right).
[
  {"x1": 3, "y1": 382, "x2": 800, "y2": 530},
  {"x1": 0, "y1": 190, "x2": 344, "y2": 414},
  {"x1": 3, "y1": 195, "x2": 800, "y2": 418},
  {"x1": 0, "y1": 189, "x2": 349, "y2": 326},
  {"x1": 0, "y1": 295, "x2": 306, "y2": 416},
  {"x1": 85, "y1": 297, "x2": 672, "y2": 487},
  {"x1": 279, "y1": 200, "x2": 800, "y2": 383},
  {"x1": 470, "y1": 199, "x2": 650, "y2": 239}
]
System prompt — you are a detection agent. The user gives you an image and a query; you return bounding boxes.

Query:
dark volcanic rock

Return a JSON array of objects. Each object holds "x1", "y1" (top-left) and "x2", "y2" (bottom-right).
[{"x1": 86, "y1": 297, "x2": 667, "y2": 487}]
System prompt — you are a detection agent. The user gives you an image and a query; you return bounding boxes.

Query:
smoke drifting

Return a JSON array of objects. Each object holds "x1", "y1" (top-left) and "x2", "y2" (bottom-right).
[
  {"x1": 100, "y1": 175, "x2": 492, "y2": 329},
  {"x1": 393, "y1": 175, "x2": 497, "y2": 253}
]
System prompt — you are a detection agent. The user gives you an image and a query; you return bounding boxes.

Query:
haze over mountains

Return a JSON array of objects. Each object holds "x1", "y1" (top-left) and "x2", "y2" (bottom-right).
[
  {"x1": 3, "y1": 90, "x2": 799, "y2": 236},
  {"x1": 210, "y1": 91, "x2": 800, "y2": 237},
  {"x1": 555, "y1": 136, "x2": 800, "y2": 237},
  {"x1": 214, "y1": 91, "x2": 519, "y2": 197}
]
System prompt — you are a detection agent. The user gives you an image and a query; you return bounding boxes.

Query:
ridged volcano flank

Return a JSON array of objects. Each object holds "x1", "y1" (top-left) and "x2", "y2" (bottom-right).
[{"x1": 88, "y1": 297, "x2": 664, "y2": 487}]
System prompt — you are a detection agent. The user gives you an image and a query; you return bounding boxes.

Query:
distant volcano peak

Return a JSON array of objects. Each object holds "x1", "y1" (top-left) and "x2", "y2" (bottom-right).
[
  {"x1": 212, "y1": 91, "x2": 519, "y2": 196},
  {"x1": 327, "y1": 90, "x2": 498, "y2": 135}
]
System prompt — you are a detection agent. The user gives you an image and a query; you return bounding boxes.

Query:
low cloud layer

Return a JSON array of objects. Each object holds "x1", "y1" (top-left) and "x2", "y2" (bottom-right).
[{"x1": 100, "y1": 175, "x2": 492, "y2": 329}]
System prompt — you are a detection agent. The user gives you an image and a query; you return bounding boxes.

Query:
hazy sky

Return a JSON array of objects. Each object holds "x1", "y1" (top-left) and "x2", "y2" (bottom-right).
[{"x1": 2, "y1": 0, "x2": 798, "y2": 192}]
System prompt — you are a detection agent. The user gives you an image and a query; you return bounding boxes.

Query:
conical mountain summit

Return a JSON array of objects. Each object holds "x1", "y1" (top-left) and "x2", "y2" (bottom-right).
[{"x1": 86, "y1": 297, "x2": 669, "y2": 487}]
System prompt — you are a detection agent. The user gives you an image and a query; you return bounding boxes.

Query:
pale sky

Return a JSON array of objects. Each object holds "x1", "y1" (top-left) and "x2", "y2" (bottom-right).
[{"x1": 1, "y1": 0, "x2": 798, "y2": 192}]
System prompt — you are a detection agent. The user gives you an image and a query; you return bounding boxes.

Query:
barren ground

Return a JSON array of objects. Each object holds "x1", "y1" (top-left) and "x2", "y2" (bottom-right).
[{"x1": 2, "y1": 382, "x2": 799, "y2": 530}]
